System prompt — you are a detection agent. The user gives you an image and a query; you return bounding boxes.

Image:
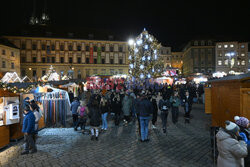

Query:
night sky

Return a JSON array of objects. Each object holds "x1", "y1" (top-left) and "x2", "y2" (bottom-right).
[{"x1": 1, "y1": 0, "x2": 250, "y2": 50}]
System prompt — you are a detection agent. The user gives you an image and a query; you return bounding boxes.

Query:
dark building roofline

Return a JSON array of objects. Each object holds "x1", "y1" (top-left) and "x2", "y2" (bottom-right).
[{"x1": 0, "y1": 37, "x2": 19, "y2": 49}]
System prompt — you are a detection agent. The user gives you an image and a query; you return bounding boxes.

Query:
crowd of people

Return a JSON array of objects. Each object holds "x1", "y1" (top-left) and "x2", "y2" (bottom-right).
[{"x1": 70, "y1": 82, "x2": 204, "y2": 141}]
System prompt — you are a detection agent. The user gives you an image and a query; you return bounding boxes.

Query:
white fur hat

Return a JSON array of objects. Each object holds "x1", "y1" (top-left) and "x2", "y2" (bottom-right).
[{"x1": 225, "y1": 120, "x2": 239, "y2": 135}]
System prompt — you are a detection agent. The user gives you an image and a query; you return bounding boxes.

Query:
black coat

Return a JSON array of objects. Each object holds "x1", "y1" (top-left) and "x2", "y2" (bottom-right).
[{"x1": 89, "y1": 107, "x2": 101, "y2": 127}]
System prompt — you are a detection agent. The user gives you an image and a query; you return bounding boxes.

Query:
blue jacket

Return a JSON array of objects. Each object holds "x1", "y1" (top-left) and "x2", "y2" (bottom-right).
[
  {"x1": 71, "y1": 100, "x2": 80, "y2": 115},
  {"x1": 22, "y1": 110, "x2": 35, "y2": 134}
]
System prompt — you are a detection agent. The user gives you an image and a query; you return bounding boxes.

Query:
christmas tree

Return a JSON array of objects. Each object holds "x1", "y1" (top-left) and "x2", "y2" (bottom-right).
[
  {"x1": 41, "y1": 65, "x2": 60, "y2": 81},
  {"x1": 128, "y1": 29, "x2": 164, "y2": 79}
]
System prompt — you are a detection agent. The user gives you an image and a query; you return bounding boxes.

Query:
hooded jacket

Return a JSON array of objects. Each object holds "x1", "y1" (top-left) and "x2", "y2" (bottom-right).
[
  {"x1": 22, "y1": 110, "x2": 36, "y2": 134},
  {"x1": 216, "y1": 128, "x2": 248, "y2": 167},
  {"x1": 122, "y1": 95, "x2": 132, "y2": 116}
]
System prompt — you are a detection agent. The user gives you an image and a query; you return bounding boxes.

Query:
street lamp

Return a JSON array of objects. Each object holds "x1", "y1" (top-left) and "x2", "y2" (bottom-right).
[{"x1": 128, "y1": 39, "x2": 134, "y2": 46}]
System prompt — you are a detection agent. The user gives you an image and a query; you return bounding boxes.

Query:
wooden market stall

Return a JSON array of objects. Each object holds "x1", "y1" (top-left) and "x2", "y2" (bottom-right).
[
  {"x1": 0, "y1": 88, "x2": 21, "y2": 148},
  {"x1": 209, "y1": 73, "x2": 250, "y2": 127}
]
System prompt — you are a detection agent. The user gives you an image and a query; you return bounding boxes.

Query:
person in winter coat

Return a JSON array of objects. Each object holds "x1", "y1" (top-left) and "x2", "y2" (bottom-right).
[
  {"x1": 122, "y1": 93, "x2": 132, "y2": 126},
  {"x1": 158, "y1": 96, "x2": 171, "y2": 134},
  {"x1": 88, "y1": 100, "x2": 101, "y2": 141},
  {"x1": 182, "y1": 91, "x2": 193, "y2": 124},
  {"x1": 111, "y1": 94, "x2": 122, "y2": 126},
  {"x1": 30, "y1": 100, "x2": 42, "y2": 144},
  {"x1": 71, "y1": 98, "x2": 80, "y2": 129},
  {"x1": 170, "y1": 92, "x2": 181, "y2": 124},
  {"x1": 136, "y1": 93, "x2": 153, "y2": 142},
  {"x1": 100, "y1": 96, "x2": 109, "y2": 131},
  {"x1": 151, "y1": 95, "x2": 158, "y2": 129},
  {"x1": 216, "y1": 121, "x2": 248, "y2": 167},
  {"x1": 234, "y1": 116, "x2": 250, "y2": 166},
  {"x1": 22, "y1": 97, "x2": 30, "y2": 110},
  {"x1": 21, "y1": 105, "x2": 36, "y2": 155}
]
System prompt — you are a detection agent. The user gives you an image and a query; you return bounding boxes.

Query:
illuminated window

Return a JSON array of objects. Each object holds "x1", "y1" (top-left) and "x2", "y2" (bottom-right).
[
  {"x1": 241, "y1": 61, "x2": 245, "y2": 65},
  {"x1": 230, "y1": 44, "x2": 234, "y2": 48},
  {"x1": 218, "y1": 53, "x2": 222, "y2": 57},
  {"x1": 224, "y1": 60, "x2": 228, "y2": 65},
  {"x1": 2, "y1": 49, "x2": 5, "y2": 55},
  {"x1": 224, "y1": 45, "x2": 228, "y2": 48},
  {"x1": 241, "y1": 45, "x2": 245, "y2": 48},
  {"x1": 218, "y1": 60, "x2": 222, "y2": 65},
  {"x1": 194, "y1": 41, "x2": 198, "y2": 46},
  {"x1": 11, "y1": 52, "x2": 14, "y2": 57},
  {"x1": 218, "y1": 45, "x2": 222, "y2": 48},
  {"x1": 241, "y1": 53, "x2": 245, "y2": 56}
]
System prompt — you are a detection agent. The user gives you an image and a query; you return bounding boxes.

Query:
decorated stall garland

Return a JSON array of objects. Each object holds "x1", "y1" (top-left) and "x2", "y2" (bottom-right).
[{"x1": 0, "y1": 82, "x2": 35, "y2": 93}]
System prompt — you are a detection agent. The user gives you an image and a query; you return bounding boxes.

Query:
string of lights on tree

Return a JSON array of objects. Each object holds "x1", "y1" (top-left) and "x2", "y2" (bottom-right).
[{"x1": 128, "y1": 29, "x2": 164, "y2": 80}]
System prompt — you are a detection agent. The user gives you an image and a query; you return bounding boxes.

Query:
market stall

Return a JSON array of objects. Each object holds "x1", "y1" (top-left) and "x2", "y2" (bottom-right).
[
  {"x1": 0, "y1": 88, "x2": 20, "y2": 148},
  {"x1": 59, "y1": 82, "x2": 79, "y2": 97},
  {"x1": 155, "y1": 76, "x2": 174, "y2": 85}
]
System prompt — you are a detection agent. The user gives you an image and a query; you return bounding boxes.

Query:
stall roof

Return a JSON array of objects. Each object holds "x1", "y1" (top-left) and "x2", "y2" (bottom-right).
[{"x1": 209, "y1": 73, "x2": 250, "y2": 83}]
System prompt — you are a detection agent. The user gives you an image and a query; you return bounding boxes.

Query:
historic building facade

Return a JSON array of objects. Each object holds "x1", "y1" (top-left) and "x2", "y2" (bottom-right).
[
  {"x1": 0, "y1": 38, "x2": 20, "y2": 76},
  {"x1": 5, "y1": 36, "x2": 129, "y2": 80},
  {"x1": 215, "y1": 42, "x2": 248, "y2": 74},
  {"x1": 182, "y1": 40, "x2": 216, "y2": 75},
  {"x1": 171, "y1": 52, "x2": 183, "y2": 74},
  {"x1": 160, "y1": 46, "x2": 172, "y2": 68}
]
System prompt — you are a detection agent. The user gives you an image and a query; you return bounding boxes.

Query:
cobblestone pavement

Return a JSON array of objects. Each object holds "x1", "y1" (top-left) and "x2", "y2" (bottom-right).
[{"x1": 0, "y1": 104, "x2": 213, "y2": 167}]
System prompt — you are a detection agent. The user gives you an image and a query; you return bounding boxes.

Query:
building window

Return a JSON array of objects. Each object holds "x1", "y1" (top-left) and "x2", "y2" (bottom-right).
[
  {"x1": 86, "y1": 46, "x2": 89, "y2": 51},
  {"x1": 60, "y1": 57, "x2": 64, "y2": 63},
  {"x1": 86, "y1": 58, "x2": 89, "y2": 64},
  {"x1": 77, "y1": 57, "x2": 81, "y2": 64},
  {"x1": 51, "y1": 44, "x2": 55, "y2": 51},
  {"x1": 110, "y1": 69, "x2": 114, "y2": 75},
  {"x1": 208, "y1": 41, "x2": 212, "y2": 45},
  {"x1": 11, "y1": 62, "x2": 14, "y2": 69},
  {"x1": 110, "y1": 46, "x2": 114, "y2": 52},
  {"x1": 21, "y1": 43, "x2": 26, "y2": 50},
  {"x1": 42, "y1": 57, "x2": 46, "y2": 63},
  {"x1": 241, "y1": 61, "x2": 245, "y2": 65},
  {"x1": 21, "y1": 69, "x2": 26, "y2": 77},
  {"x1": 119, "y1": 46, "x2": 123, "y2": 52},
  {"x1": 42, "y1": 44, "x2": 45, "y2": 50},
  {"x1": 68, "y1": 45, "x2": 73, "y2": 51},
  {"x1": 93, "y1": 69, "x2": 98, "y2": 74},
  {"x1": 86, "y1": 69, "x2": 90, "y2": 77},
  {"x1": 21, "y1": 57, "x2": 26, "y2": 63},
  {"x1": 218, "y1": 45, "x2": 222, "y2": 48},
  {"x1": 110, "y1": 59, "x2": 114, "y2": 64},
  {"x1": 201, "y1": 41, "x2": 205, "y2": 46},
  {"x1": 94, "y1": 59, "x2": 97, "y2": 64},
  {"x1": 77, "y1": 70, "x2": 81, "y2": 79},
  {"x1": 224, "y1": 45, "x2": 228, "y2": 48},
  {"x1": 32, "y1": 57, "x2": 36, "y2": 63},
  {"x1": 2, "y1": 49, "x2": 6, "y2": 55},
  {"x1": 94, "y1": 46, "x2": 97, "y2": 52},
  {"x1": 69, "y1": 57, "x2": 73, "y2": 63},
  {"x1": 47, "y1": 45, "x2": 50, "y2": 52},
  {"x1": 241, "y1": 53, "x2": 245, "y2": 56},
  {"x1": 2, "y1": 61, "x2": 5, "y2": 68},
  {"x1": 77, "y1": 45, "x2": 81, "y2": 51},
  {"x1": 119, "y1": 59, "x2": 123, "y2": 64},
  {"x1": 60, "y1": 45, "x2": 64, "y2": 51},
  {"x1": 32, "y1": 70, "x2": 37, "y2": 77},
  {"x1": 52, "y1": 57, "x2": 55, "y2": 63},
  {"x1": 230, "y1": 44, "x2": 234, "y2": 48},
  {"x1": 47, "y1": 57, "x2": 50, "y2": 63},
  {"x1": 32, "y1": 44, "x2": 37, "y2": 50},
  {"x1": 102, "y1": 59, "x2": 105, "y2": 64},
  {"x1": 194, "y1": 41, "x2": 198, "y2": 46},
  {"x1": 11, "y1": 52, "x2": 14, "y2": 57},
  {"x1": 102, "y1": 46, "x2": 105, "y2": 52},
  {"x1": 225, "y1": 60, "x2": 228, "y2": 65},
  {"x1": 241, "y1": 45, "x2": 245, "y2": 48},
  {"x1": 218, "y1": 60, "x2": 222, "y2": 65}
]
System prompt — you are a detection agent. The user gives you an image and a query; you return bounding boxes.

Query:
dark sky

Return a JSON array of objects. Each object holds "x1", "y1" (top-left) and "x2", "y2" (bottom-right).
[{"x1": 1, "y1": 0, "x2": 250, "y2": 50}]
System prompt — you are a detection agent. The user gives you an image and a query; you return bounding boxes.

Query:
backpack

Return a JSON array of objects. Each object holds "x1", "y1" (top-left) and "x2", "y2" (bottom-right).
[
  {"x1": 80, "y1": 106, "x2": 86, "y2": 117},
  {"x1": 161, "y1": 99, "x2": 169, "y2": 112}
]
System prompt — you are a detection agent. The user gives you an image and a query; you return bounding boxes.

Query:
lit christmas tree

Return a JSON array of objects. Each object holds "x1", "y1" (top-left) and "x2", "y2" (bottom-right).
[
  {"x1": 41, "y1": 65, "x2": 60, "y2": 81},
  {"x1": 128, "y1": 29, "x2": 164, "y2": 79}
]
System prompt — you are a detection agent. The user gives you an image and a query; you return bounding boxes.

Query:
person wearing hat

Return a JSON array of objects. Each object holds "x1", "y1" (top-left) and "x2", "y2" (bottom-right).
[
  {"x1": 234, "y1": 116, "x2": 250, "y2": 166},
  {"x1": 21, "y1": 105, "x2": 37, "y2": 155},
  {"x1": 216, "y1": 121, "x2": 248, "y2": 167}
]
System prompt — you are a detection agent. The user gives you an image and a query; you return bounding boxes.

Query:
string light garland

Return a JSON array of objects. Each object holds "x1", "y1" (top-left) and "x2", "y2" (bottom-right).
[
  {"x1": 128, "y1": 28, "x2": 164, "y2": 80},
  {"x1": 0, "y1": 82, "x2": 35, "y2": 94}
]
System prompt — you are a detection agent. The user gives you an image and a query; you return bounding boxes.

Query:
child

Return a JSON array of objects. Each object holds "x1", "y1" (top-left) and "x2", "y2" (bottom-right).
[{"x1": 75, "y1": 101, "x2": 88, "y2": 132}]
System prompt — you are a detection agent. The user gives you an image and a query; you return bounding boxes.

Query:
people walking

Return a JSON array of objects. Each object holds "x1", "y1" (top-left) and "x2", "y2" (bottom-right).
[
  {"x1": 170, "y1": 92, "x2": 181, "y2": 124},
  {"x1": 122, "y1": 92, "x2": 132, "y2": 126},
  {"x1": 71, "y1": 97, "x2": 80, "y2": 129},
  {"x1": 182, "y1": 91, "x2": 193, "y2": 124},
  {"x1": 100, "y1": 96, "x2": 109, "y2": 131},
  {"x1": 21, "y1": 105, "x2": 37, "y2": 155},
  {"x1": 30, "y1": 100, "x2": 42, "y2": 143},
  {"x1": 88, "y1": 100, "x2": 101, "y2": 141},
  {"x1": 216, "y1": 121, "x2": 248, "y2": 167},
  {"x1": 151, "y1": 95, "x2": 158, "y2": 129},
  {"x1": 75, "y1": 101, "x2": 88, "y2": 132},
  {"x1": 136, "y1": 92, "x2": 153, "y2": 142},
  {"x1": 158, "y1": 96, "x2": 171, "y2": 134}
]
